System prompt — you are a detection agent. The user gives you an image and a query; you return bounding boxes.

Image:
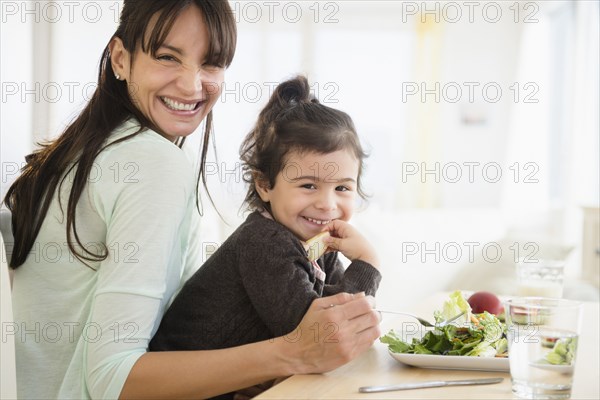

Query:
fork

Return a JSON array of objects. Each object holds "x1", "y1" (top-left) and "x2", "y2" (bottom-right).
[{"x1": 376, "y1": 310, "x2": 466, "y2": 328}]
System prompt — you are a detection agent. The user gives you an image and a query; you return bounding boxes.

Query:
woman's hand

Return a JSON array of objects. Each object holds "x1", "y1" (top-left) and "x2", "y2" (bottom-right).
[
  {"x1": 324, "y1": 220, "x2": 380, "y2": 268},
  {"x1": 283, "y1": 292, "x2": 381, "y2": 374}
]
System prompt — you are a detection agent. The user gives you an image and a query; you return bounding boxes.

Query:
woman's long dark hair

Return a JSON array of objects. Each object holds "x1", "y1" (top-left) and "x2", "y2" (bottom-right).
[
  {"x1": 3, "y1": 0, "x2": 237, "y2": 269},
  {"x1": 239, "y1": 75, "x2": 368, "y2": 212}
]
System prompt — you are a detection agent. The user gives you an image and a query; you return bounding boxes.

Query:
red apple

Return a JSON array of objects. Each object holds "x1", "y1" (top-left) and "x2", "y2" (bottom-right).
[{"x1": 468, "y1": 291, "x2": 503, "y2": 315}]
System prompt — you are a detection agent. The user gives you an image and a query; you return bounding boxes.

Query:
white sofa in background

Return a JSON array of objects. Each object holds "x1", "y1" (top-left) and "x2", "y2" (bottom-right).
[
  {"x1": 446, "y1": 238, "x2": 599, "y2": 302},
  {"x1": 351, "y1": 207, "x2": 508, "y2": 309},
  {"x1": 351, "y1": 207, "x2": 599, "y2": 309}
]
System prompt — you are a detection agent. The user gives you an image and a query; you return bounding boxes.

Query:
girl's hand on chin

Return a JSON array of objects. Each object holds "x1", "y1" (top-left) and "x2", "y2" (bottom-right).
[{"x1": 324, "y1": 220, "x2": 380, "y2": 268}]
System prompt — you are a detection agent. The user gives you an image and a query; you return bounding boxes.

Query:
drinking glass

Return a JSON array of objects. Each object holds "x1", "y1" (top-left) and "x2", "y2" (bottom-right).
[
  {"x1": 504, "y1": 297, "x2": 583, "y2": 399},
  {"x1": 516, "y1": 259, "x2": 564, "y2": 298}
]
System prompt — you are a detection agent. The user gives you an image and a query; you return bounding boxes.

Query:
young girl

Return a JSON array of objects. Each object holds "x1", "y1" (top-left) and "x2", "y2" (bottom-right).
[{"x1": 150, "y1": 76, "x2": 381, "y2": 363}]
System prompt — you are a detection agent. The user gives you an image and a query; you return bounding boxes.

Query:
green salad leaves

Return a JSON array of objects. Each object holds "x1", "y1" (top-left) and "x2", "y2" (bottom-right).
[
  {"x1": 380, "y1": 291, "x2": 508, "y2": 358},
  {"x1": 433, "y1": 290, "x2": 471, "y2": 325},
  {"x1": 544, "y1": 337, "x2": 577, "y2": 365}
]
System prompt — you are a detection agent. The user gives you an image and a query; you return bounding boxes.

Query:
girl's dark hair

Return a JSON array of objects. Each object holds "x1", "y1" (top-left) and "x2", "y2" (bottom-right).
[
  {"x1": 3, "y1": 0, "x2": 237, "y2": 269},
  {"x1": 239, "y1": 75, "x2": 368, "y2": 211}
]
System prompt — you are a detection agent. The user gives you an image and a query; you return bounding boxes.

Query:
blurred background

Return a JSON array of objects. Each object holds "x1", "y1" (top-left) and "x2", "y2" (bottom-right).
[{"x1": 1, "y1": 1, "x2": 599, "y2": 307}]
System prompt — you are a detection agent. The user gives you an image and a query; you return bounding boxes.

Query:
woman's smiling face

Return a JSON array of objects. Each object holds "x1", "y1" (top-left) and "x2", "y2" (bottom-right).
[{"x1": 117, "y1": 5, "x2": 224, "y2": 141}]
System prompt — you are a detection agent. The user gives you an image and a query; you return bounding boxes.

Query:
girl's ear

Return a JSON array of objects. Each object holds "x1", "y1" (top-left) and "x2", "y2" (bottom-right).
[
  {"x1": 109, "y1": 37, "x2": 131, "y2": 81},
  {"x1": 254, "y1": 174, "x2": 271, "y2": 203}
]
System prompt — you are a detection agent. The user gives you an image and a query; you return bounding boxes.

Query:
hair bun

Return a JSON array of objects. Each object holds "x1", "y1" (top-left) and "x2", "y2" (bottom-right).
[{"x1": 277, "y1": 75, "x2": 317, "y2": 106}]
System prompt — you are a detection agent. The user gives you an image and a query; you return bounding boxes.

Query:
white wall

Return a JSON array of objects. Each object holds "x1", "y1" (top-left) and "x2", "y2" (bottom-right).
[
  {"x1": 1, "y1": 2, "x2": 34, "y2": 199},
  {"x1": 1, "y1": 1, "x2": 120, "y2": 200},
  {"x1": 437, "y1": 7, "x2": 522, "y2": 208}
]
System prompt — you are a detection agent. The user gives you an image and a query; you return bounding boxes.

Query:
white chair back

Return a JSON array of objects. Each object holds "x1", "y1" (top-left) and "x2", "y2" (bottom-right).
[{"x1": 1, "y1": 233, "x2": 17, "y2": 399}]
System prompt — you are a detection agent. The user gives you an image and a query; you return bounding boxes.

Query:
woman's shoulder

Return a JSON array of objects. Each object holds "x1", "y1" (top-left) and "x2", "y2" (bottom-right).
[
  {"x1": 94, "y1": 120, "x2": 194, "y2": 179},
  {"x1": 102, "y1": 119, "x2": 185, "y2": 159},
  {"x1": 88, "y1": 120, "x2": 196, "y2": 208}
]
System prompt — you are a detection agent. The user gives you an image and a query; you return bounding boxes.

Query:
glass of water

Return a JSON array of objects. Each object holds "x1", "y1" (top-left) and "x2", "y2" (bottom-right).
[
  {"x1": 516, "y1": 259, "x2": 565, "y2": 298},
  {"x1": 504, "y1": 298, "x2": 583, "y2": 399}
]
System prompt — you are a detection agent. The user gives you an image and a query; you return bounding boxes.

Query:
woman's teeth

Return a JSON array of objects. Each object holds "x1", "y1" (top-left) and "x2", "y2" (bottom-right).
[
  {"x1": 304, "y1": 217, "x2": 331, "y2": 225},
  {"x1": 161, "y1": 97, "x2": 198, "y2": 111}
]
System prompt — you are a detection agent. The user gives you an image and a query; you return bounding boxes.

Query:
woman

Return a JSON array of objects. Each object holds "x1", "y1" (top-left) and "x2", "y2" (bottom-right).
[{"x1": 4, "y1": 1, "x2": 381, "y2": 399}]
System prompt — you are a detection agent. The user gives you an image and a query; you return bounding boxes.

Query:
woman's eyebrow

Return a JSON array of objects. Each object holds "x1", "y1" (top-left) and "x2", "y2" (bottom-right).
[{"x1": 159, "y1": 43, "x2": 184, "y2": 55}]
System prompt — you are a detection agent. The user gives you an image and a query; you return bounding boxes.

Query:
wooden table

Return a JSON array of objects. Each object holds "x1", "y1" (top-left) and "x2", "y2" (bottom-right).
[{"x1": 257, "y1": 293, "x2": 600, "y2": 399}]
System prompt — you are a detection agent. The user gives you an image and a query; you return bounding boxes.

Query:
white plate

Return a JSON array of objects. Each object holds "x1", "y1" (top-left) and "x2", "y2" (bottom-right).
[{"x1": 389, "y1": 350, "x2": 510, "y2": 372}]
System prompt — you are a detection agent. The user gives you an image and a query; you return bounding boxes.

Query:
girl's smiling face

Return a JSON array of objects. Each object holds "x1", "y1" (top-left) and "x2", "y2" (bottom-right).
[
  {"x1": 256, "y1": 149, "x2": 360, "y2": 241},
  {"x1": 112, "y1": 5, "x2": 224, "y2": 141}
]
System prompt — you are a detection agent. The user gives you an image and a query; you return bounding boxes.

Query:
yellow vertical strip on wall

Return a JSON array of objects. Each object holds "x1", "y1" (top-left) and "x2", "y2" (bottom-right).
[{"x1": 398, "y1": 11, "x2": 444, "y2": 208}]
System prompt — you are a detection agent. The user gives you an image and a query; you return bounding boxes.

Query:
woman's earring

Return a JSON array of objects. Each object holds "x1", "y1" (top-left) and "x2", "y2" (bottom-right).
[{"x1": 115, "y1": 73, "x2": 121, "y2": 80}]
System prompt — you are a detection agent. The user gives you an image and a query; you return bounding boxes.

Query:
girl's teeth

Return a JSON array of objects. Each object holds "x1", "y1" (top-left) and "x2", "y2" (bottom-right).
[
  {"x1": 161, "y1": 97, "x2": 197, "y2": 111},
  {"x1": 305, "y1": 217, "x2": 330, "y2": 225}
]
